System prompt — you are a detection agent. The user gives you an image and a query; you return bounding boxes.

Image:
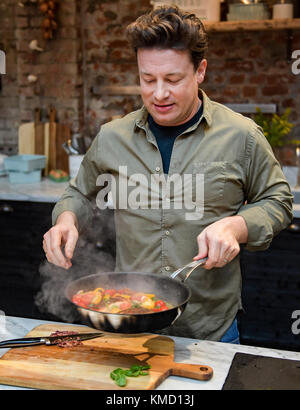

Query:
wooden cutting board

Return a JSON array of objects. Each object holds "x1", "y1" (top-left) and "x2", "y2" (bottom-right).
[
  {"x1": 0, "y1": 324, "x2": 213, "y2": 390},
  {"x1": 45, "y1": 107, "x2": 70, "y2": 175},
  {"x1": 48, "y1": 106, "x2": 57, "y2": 173},
  {"x1": 34, "y1": 108, "x2": 44, "y2": 156},
  {"x1": 18, "y1": 123, "x2": 35, "y2": 155},
  {"x1": 19, "y1": 109, "x2": 44, "y2": 155},
  {"x1": 55, "y1": 123, "x2": 70, "y2": 173},
  {"x1": 18, "y1": 108, "x2": 70, "y2": 175}
]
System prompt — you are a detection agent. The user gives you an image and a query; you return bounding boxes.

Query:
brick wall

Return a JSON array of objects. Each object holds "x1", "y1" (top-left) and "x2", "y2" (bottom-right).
[
  {"x1": 0, "y1": 0, "x2": 18, "y2": 155},
  {"x1": 0, "y1": 0, "x2": 300, "y2": 164},
  {"x1": 204, "y1": 30, "x2": 300, "y2": 165},
  {"x1": 81, "y1": 0, "x2": 300, "y2": 164},
  {"x1": 0, "y1": 0, "x2": 82, "y2": 155},
  {"x1": 81, "y1": 0, "x2": 150, "y2": 135},
  {"x1": 15, "y1": 0, "x2": 83, "y2": 127}
]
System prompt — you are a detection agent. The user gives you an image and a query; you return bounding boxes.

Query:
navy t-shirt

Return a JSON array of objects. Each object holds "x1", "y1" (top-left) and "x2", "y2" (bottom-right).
[{"x1": 148, "y1": 103, "x2": 203, "y2": 174}]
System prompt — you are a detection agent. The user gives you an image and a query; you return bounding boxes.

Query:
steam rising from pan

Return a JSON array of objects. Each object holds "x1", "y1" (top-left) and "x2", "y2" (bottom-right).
[{"x1": 34, "y1": 208, "x2": 116, "y2": 323}]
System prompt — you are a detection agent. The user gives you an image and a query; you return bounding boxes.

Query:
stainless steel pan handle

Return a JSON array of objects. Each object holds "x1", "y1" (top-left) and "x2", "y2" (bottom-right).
[{"x1": 170, "y1": 258, "x2": 208, "y2": 282}]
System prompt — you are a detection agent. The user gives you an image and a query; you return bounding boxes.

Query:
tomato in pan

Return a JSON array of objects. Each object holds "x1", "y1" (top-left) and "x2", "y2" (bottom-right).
[{"x1": 72, "y1": 287, "x2": 173, "y2": 314}]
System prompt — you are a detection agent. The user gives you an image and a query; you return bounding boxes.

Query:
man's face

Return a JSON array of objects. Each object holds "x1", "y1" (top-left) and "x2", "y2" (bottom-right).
[{"x1": 137, "y1": 48, "x2": 207, "y2": 127}]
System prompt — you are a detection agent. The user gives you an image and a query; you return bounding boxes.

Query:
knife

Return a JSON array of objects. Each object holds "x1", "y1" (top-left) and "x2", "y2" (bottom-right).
[{"x1": 0, "y1": 332, "x2": 103, "y2": 348}]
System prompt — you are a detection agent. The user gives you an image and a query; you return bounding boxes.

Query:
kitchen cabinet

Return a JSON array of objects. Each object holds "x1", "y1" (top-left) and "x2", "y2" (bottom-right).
[
  {"x1": 0, "y1": 199, "x2": 116, "y2": 322},
  {"x1": 239, "y1": 218, "x2": 300, "y2": 352},
  {"x1": 0, "y1": 200, "x2": 54, "y2": 320}
]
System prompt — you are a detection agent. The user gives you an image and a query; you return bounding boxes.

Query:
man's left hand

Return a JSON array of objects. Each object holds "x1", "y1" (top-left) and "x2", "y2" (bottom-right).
[{"x1": 193, "y1": 216, "x2": 248, "y2": 270}]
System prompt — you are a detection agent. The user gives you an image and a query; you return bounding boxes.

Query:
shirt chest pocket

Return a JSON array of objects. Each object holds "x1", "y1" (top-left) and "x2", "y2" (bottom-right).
[{"x1": 192, "y1": 161, "x2": 227, "y2": 203}]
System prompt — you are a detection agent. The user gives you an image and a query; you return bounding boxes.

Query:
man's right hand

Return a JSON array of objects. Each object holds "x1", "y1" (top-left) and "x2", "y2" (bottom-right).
[{"x1": 43, "y1": 211, "x2": 79, "y2": 270}]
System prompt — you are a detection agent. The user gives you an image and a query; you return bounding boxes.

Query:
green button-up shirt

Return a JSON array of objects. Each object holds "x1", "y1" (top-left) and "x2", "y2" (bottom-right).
[{"x1": 52, "y1": 90, "x2": 293, "y2": 341}]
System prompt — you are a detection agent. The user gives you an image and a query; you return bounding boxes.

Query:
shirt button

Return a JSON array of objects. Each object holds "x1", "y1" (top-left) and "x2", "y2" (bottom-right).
[
  {"x1": 155, "y1": 166, "x2": 161, "y2": 172},
  {"x1": 165, "y1": 230, "x2": 170, "y2": 235},
  {"x1": 165, "y1": 266, "x2": 171, "y2": 271}
]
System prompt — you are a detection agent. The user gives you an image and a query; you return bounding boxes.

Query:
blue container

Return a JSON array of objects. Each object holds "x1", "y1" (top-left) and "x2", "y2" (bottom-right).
[
  {"x1": 8, "y1": 169, "x2": 42, "y2": 184},
  {"x1": 4, "y1": 155, "x2": 46, "y2": 172}
]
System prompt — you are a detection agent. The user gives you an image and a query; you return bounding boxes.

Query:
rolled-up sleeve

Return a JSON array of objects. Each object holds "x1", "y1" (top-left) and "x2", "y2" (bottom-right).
[
  {"x1": 52, "y1": 131, "x2": 102, "y2": 231},
  {"x1": 237, "y1": 125, "x2": 293, "y2": 251}
]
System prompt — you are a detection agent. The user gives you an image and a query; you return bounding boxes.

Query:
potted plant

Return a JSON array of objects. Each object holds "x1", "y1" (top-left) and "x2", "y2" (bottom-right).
[
  {"x1": 254, "y1": 107, "x2": 295, "y2": 148},
  {"x1": 254, "y1": 107, "x2": 300, "y2": 164}
]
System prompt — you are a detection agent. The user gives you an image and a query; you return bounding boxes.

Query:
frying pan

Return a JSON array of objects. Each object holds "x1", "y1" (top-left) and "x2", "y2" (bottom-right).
[{"x1": 65, "y1": 258, "x2": 207, "y2": 334}]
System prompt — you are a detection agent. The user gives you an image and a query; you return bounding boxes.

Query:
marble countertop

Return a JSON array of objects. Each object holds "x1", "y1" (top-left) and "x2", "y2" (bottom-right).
[
  {"x1": 0, "y1": 176, "x2": 68, "y2": 203},
  {"x1": 0, "y1": 316, "x2": 300, "y2": 390}
]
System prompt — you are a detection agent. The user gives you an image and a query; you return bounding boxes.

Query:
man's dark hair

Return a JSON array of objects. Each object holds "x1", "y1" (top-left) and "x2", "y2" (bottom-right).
[{"x1": 126, "y1": 5, "x2": 208, "y2": 71}]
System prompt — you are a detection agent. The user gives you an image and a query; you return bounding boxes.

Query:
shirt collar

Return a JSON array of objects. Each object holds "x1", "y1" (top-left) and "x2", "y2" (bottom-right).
[
  {"x1": 199, "y1": 89, "x2": 213, "y2": 127},
  {"x1": 134, "y1": 88, "x2": 213, "y2": 131}
]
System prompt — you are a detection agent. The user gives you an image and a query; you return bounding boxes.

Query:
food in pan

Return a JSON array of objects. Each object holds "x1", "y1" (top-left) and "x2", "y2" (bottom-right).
[{"x1": 71, "y1": 287, "x2": 173, "y2": 314}]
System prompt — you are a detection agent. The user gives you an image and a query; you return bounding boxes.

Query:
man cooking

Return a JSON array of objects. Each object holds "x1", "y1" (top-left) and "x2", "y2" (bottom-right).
[{"x1": 43, "y1": 6, "x2": 293, "y2": 343}]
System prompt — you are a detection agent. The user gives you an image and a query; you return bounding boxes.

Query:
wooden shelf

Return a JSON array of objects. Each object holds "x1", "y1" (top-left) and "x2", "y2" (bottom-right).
[{"x1": 204, "y1": 18, "x2": 300, "y2": 32}]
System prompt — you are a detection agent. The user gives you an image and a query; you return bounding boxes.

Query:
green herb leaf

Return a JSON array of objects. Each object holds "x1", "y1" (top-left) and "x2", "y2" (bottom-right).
[
  {"x1": 117, "y1": 373, "x2": 127, "y2": 387},
  {"x1": 110, "y1": 364, "x2": 151, "y2": 387},
  {"x1": 130, "y1": 365, "x2": 140, "y2": 372}
]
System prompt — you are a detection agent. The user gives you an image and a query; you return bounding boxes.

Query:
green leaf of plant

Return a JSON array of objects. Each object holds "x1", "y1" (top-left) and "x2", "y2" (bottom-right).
[{"x1": 254, "y1": 107, "x2": 294, "y2": 148}]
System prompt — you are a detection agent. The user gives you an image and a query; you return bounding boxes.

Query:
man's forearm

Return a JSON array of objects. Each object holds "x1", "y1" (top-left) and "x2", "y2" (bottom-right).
[
  {"x1": 194, "y1": 214, "x2": 248, "y2": 268},
  {"x1": 56, "y1": 211, "x2": 79, "y2": 230},
  {"x1": 222, "y1": 215, "x2": 248, "y2": 244}
]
